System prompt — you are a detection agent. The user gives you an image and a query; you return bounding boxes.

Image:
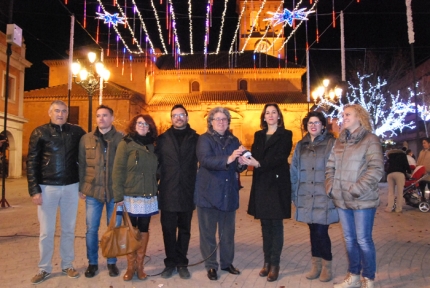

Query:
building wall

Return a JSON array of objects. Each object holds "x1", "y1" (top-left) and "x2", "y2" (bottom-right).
[{"x1": 0, "y1": 31, "x2": 31, "y2": 178}]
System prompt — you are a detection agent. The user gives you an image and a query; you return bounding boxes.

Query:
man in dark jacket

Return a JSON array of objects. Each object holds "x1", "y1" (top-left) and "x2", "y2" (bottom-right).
[
  {"x1": 27, "y1": 100, "x2": 85, "y2": 285},
  {"x1": 78, "y1": 105, "x2": 123, "y2": 278},
  {"x1": 155, "y1": 104, "x2": 199, "y2": 279}
]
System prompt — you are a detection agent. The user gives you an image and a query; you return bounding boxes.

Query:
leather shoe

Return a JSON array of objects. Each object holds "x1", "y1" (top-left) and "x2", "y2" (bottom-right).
[
  {"x1": 207, "y1": 268, "x2": 217, "y2": 280},
  {"x1": 221, "y1": 264, "x2": 240, "y2": 275},
  {"x1": 84, "y1": 264, "x2": 98, "y2": 278},
  {"x1": 267, "y1": 265, "x2": 280, "y2": 282},
  {"x1": 107, "y1": 264, "x2": 119, "y2": 277},
  {"x1": 259, "y1": 263, "x2": 270, "y2": 277}
]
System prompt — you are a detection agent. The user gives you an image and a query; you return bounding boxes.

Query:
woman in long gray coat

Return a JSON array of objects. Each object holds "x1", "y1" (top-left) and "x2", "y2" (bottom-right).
[
  {"x1": 290, "y1": 111, "x2": 338, "y2": 282},
  {"x1": 242, "y1": 103, "x2": 292, "y2": 282}
]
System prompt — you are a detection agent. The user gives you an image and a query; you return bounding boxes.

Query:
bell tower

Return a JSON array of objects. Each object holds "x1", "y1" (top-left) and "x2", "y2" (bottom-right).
[{"x1": 236, "y1": 0, "x2": 285, "y2": 58}]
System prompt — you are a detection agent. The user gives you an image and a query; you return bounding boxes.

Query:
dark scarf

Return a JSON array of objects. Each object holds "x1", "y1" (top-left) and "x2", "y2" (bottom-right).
[{"x1": 131, "y1": 133, "x2": 155, "y2": 146}]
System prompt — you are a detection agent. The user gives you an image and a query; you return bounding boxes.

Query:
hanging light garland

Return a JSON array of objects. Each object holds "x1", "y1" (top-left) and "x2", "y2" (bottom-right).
[
  {"x1": 228, "y1": 0, "x2": 248, "y2": 54},
  {"x1": 188, "y1": 0, "x2": 194, "y2": 54},
  {"x1": 147, "y1": 0, "x2": 168, "y2": 54},
  {"x1": 215, "y1": 0, "x2": 230, "y2": 54},
  {"x1": 253, "y1": 1, "x2": 284, "y2": 53},
  {"x1": 167, "y1": 0, "x2": 182, "y2": 55},
  {"x1": 240, "y1": 0, "x2": 267, "y2": 53}
]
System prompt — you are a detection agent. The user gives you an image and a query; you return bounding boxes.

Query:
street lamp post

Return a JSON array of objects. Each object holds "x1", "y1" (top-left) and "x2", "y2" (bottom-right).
[
  {"x1": 311, "y1": 79, "x2": 342, "y2": 111},
  {"x1": 71, "y1": 52, "x2": 110, "y2": 132}
]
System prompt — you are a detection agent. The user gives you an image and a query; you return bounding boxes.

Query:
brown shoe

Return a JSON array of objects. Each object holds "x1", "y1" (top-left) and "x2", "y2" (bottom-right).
[
  {"x1": 259, "y1": 263, "x2": 270, "y2": 277},
  {"x1": 306, "y1": 257, "x2": 322, "y2": 280},
  {"x1": 267, "y1": 265, "x2": 280, "y2": 282},
  {"x1": 62, "y1": 267, "x2": 80, "y2": 278}
]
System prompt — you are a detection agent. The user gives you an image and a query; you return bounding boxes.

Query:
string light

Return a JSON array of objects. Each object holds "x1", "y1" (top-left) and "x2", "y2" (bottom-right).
[
  {"x1": 257, "y1": 0, "x2": 303, "y2": 53},
  {"x1": 113, "y1": 2, "x2": 144, "y2": 53},
  {"x1": 96, "y1": 0, "x2": 143, "y2": 55},
  {"x1": 188, "y1": 0, "x2": 194, "y2": 54},
  {"x1": 215, "y1": 0, "x2": 229, "y2": 54},
  {"x1": 277, "y1": 1, "x2": 318, "y2": 52},
  {"x1": 168, "y1": 0, "x2": 182, "y2": 54},
  {"x1": 204, "y1": 1, "x2": 210, "y2": 58},
  {"x1": 253, "y1": 1, "x2": 284, "y2": 54},
  {"x1": 240, "y1": 0, "x2": 267, "y2": 53},
  {"x1": 147, "y1": 0, "x2": 168, "y2": 54},
  {"x1": 228, "y1": 0, "x2": 248, "y2": 54}
]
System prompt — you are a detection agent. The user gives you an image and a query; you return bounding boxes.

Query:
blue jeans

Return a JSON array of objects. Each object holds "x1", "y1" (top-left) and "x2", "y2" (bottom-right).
[
  {"x1": 337, "y1": 208, "x2": 376, "y2": 279},
  {"x1": 38, "y1": 183, "x2": 79, "y2": 273},
  {"x1": 86, "y1": 197, "x2": 121, "y2": 265}
]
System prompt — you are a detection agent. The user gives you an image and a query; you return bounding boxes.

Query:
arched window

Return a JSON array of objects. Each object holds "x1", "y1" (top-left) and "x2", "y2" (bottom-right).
[
  {"x1": 191, "y1": 81, "x2": 200, "y2": 92},
  {"x1": 239, "y1": 79, "x2": 248, "y2": 91}
]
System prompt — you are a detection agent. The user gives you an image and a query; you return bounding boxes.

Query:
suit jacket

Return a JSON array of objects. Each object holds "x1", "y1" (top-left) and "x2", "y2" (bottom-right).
[{"x1": 248, "y1": 128, "x2": 293, "y2": 219}]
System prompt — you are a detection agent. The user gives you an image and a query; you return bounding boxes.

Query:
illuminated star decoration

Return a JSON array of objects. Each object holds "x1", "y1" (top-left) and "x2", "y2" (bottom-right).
[
  {"x1": 264, "y1": 7, "x2": 314, "y2": 27},
  {"x1": 96, "y1": 12, "x2": 126, "y2": 26}
]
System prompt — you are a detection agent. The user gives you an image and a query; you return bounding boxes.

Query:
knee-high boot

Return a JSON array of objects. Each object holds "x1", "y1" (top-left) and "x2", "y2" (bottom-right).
[
  {"x1": 123, "y1": 251, "x2": 136, "y2": 281},
  {"x1": 136, "y1": 232, "x2": 149, "y2": 280}
]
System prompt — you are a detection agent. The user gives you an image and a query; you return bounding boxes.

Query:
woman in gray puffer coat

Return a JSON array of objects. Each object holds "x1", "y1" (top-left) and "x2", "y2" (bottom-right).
[
  {"x1": 326, "y1": 104, "x2": 384, "y2": 288},
  {"x1": 291, "y1": 111, "x2": 338, "y2": 283}
]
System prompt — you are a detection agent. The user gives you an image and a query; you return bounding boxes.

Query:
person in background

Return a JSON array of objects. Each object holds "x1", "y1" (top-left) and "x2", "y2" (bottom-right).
[
  {"x1": 290, "y1": 111, "x2": 338, "y2": 282},
  {"x1": 194, "y1": 107, "x2": 246, "y2": 281},
  {"x1": 79, "y1": 105, "x2": 123, "y2": 278},
  {"x1": 27, "y1": 100, "x2": 85, "y2": 285},
  {"x1": 385, "y1": 148, "x2": 411, "y2": 213},
  {"x1": 112, "y1": 114, "x2": 158, "y2": 281},
  {"x1": 241, "y1": 103, "x2": 292, "y2": 282},
  {"x1": 326, "y1": 104, "x2": 384, "y2": 288},
  {"x1": 406, "y1": 149, "x2": 416, "y2": 169},
  {"x1": 417, "y1": 138, "x2": 430, "y2": 197},
  {"x1": 156, "y1": 104, "x2": 199, "y2": 279}
]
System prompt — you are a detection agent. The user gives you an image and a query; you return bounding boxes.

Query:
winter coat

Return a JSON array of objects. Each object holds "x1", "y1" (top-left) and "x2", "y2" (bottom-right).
[
  {"x1": 155, "y1": 125, "x2": 199, "y2": 212},
  {"x1": 27, "y1": 122, "x2": 85, "y2": 196},
  {"x1": 194, "y1": 129, "x2": 246, "y2": 212},
  {"x1": 386, "y1": 149, "x2": 411, "y2": 176},
  {"x1": 79, "y1": 126, "x2": 123, "y2": 203},
  {"x1": 417, "y1": 149, "x2": 430, "y2": 181},
  {"x1": 112, "y1": 135, "x2": 158, "y2": 203},
  {"x1": 325, "y1": 126, "x2": 384, "y2": 210},
  {"x1": 291, "y1": 132, "x2": 339, "y2": 225},
  {"x1": 247, "y1": 128, "x2": 293, "y2": 219}
]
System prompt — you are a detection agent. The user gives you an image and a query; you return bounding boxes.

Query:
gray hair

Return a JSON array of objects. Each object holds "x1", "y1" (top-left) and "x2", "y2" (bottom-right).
[
  {"x1": 206, "y1": 107, "x2": 231, "y2": 129},
  {"x1": 48, "y1": 100, "x2": 68, "y2": 113}
]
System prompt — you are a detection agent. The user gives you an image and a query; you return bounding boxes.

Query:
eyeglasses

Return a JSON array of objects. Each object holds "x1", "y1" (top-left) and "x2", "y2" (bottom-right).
[
  {"x1": 172, "y1": 113, "x2": 186, "y2": 119},
  {"x1": 212, "y1": 118, "x2": 228, "y2": 123},
  {"x1": 136, "y1": 121, "x2": 149, "y2": 127},
  {"x1": 307, "y1": 121, "x2": 322, "y2": 126}
]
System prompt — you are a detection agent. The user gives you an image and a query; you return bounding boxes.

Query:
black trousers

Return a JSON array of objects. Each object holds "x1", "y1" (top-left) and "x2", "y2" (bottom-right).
[
  {"x1": 308, "y1": 223, "x2": 332, "y2": 261},
  {"x1": 261, "y1": 219, "x2": 284, "y2": 266},
  {"x1": 160, "y1": 210, "x2": 193, "y2": 267}
]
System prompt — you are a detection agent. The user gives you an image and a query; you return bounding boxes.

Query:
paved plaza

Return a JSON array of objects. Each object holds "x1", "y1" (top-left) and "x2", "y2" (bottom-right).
[{"x1": 0, "y1": 175, "x2": 429, "y2": 288}]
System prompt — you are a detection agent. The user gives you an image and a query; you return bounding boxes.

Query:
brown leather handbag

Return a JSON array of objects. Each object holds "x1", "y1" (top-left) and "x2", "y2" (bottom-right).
[{"x1": 100, "y1": 203, "x2": 141, "y2": 258}]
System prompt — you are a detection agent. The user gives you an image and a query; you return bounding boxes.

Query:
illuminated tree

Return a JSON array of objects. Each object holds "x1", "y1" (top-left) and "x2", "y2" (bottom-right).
[{"x1": 315, "y1": 73, "x2": 416, "y2": 138}]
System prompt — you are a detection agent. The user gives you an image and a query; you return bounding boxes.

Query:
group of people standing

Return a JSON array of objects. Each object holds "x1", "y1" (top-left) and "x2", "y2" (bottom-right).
[{"x1": 27, "y1": 100, "x2": 386, "y2": 288}]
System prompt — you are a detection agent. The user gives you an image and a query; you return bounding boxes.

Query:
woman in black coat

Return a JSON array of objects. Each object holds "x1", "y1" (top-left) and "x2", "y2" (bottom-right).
[{"x1": 241, "y1": 103, "x2": 293, "y2": 282}]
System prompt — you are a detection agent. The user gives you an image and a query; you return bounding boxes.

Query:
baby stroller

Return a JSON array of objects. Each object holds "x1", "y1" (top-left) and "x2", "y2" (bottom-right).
[{"x1": 395, "y1": 165, "x2": 430, "y2": 213}]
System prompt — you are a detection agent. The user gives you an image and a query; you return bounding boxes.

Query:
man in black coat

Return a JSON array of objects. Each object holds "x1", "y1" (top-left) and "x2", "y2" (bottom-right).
[{"x1": 155, "y1": 104, "x2": 199, "y2": 279}]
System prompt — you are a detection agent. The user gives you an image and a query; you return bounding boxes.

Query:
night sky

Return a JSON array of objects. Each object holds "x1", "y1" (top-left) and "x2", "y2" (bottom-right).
[{"x1": 1, "y1": 0, "x2": 429, "y2": 91}]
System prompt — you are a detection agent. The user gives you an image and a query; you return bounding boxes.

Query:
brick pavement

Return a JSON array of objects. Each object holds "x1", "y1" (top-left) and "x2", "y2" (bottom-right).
[{"x1": 0, "y1": 175, "x2": 429, "y2": 288}]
